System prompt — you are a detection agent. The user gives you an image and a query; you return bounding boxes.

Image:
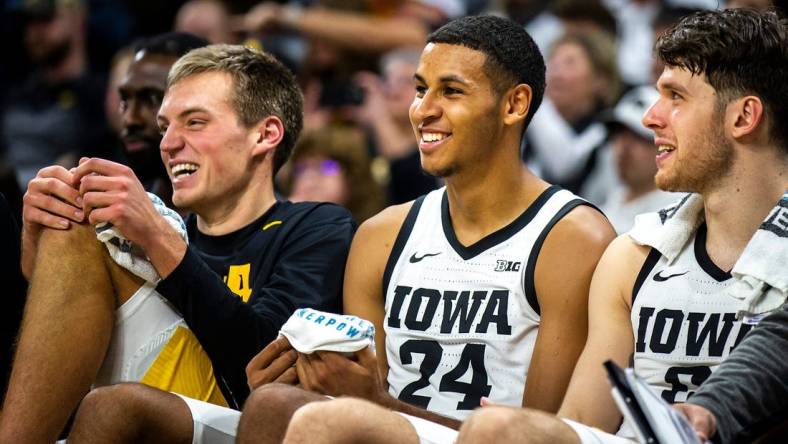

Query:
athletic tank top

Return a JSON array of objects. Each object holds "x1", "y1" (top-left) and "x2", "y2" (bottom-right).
[
  {"x1": 383, "y1": 185, "x2": 588, "y2": 420},
  {"x1": 631, "y1": 223, "x2": 752, "y2": 405}
]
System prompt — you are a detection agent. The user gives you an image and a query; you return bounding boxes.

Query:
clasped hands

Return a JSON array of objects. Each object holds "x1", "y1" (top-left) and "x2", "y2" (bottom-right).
[{"x1": 246, "y1": 336, "x2": 387, "y2": 403}]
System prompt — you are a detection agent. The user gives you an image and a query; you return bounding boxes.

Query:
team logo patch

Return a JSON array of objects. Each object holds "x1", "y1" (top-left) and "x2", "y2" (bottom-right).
[{"x1": 494, "y1": 260, "x2": 521, "y2": 272}]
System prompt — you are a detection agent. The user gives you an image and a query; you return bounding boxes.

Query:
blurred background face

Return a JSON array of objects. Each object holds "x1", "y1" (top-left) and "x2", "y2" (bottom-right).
[
  {"x1": 174, "y1": 0, "x2": 232, "y2": 44},
  {"x1": 382, "y1": 57, "x2": 419, "y2": 123},
  {"x1": 546, "y1": 41, "x2": 598, "y2": 122},
  {"x1": 610, "y1": 128, "x2": 657, "y2": 193},
  {"x1": 289, "y1": 156, "x2": 349, "y2": 205},
  {"x1": 118, "y1": 52, "x2": 176, "y2": 180},
  {"x1": 24, "y1": 9, "x2": 74, "y2": 66}
]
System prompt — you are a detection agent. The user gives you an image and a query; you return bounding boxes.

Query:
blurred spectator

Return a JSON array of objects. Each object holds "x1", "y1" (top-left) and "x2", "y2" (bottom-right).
[
  {"x1": 650, "y1": 6, "x2": 702, "y2": 83},
  {"x1": 352, "y1": 47, "x2": 439, "y2": 204},
  {"x1": 525, "y1": 0, "x2": 617, "y2": 55},
  {"x1": 600, "y1": 86, "x2": 679, "y2": 233},
  {"x1": 235, "y1": 0, "x2": 464, "y2": 56},
  {"x1": 524, "y1": 28, "x2": 621, "y2": 205},
  {"x1": 175, "y1": 0, "x2": 236, "y2": 44},
  {"x1": 604, "y1": 0, "x2": 661, "y2": 87},
  {"x1": 1, "y1": 0, "x2": 112, "y2": 189},
  {"x1": 117, "y1": 32, "x2": 209, "y2": 209},
  {"x1": 283, "y1": 126, "x2": 384, "y2": 223}
]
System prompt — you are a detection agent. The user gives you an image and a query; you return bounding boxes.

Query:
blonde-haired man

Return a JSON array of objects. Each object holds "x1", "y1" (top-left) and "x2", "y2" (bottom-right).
[{"x1": 0, "y1": 45, "x2": 355, "y2": 443}]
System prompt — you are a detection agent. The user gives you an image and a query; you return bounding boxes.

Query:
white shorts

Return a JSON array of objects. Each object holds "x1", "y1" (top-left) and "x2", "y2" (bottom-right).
[
  {"x1": 176, "y1": 394, "x2": 241, "y2": 444},
  {"x1": 562, "y1": 419, "x2": 635, "y2": 444},
  {"x1": 94, "y1": 282, "x2": 227, "y2": 406},
  {"x1": 398, "y1": 412, "x2": 459, "y2": 444}
]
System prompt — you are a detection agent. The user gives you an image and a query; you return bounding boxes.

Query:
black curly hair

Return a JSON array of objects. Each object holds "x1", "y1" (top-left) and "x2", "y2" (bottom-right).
[{"x1": 427, "y1": 15, "x2": 546, "y2": 128}]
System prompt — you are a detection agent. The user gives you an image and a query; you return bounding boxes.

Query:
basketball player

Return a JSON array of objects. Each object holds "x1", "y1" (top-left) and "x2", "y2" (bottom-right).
[
  {"x1": 443, "y1": 8, "x2": 788, "y2": 444},
  {"x1": 233, "y1": 15, "x2": 615, "y2": 443},
  {"x1": 0, "y1": 45, "x2": 355, "y2": 444}
]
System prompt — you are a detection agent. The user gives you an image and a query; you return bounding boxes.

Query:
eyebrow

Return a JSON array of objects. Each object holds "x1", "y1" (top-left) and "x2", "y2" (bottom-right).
[
  {"x1": 157, "y1": 106, "x2": 210, "y2": 124},
  {"x1": 413, "y1": 73, "x2": 472, "y2": 86},
  {"x1": 659, "y1": 80, "x2": 690, "y2": 96}
]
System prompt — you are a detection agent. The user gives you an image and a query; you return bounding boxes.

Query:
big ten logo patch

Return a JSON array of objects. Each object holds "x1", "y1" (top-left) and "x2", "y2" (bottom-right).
[
  {"x1": 224, "y1": 264, "x2": 252, "y2": 302},
  {"x1": 494, "y1": 260, "x2": 521, "y2": 272},
  {"x1": 761, "y1": 200, "x2": 788, "y2": 237}
]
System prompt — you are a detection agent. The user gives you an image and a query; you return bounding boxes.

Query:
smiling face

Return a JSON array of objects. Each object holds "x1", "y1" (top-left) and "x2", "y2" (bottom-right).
[
  {"x1": 157, "y1": 71, "x2": 261, "y2": 214},
  {"x1": 409, "y1": 43, "x2": 504, "y2": 178},
  {"x1": 642, "y1": 66, "x2": 734, "y2": 194}
]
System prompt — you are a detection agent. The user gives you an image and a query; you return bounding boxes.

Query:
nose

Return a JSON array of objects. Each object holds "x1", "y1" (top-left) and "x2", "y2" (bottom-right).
[
  {"x1": 159, "y1": 125, "x2": 183, "y2": 153},
  {"x1": 409, "y1": 90, "x2": 441, "y2": 126},
  {"x1": 122, "y1": 98, "x2": 145, "y2": 129},
  {"x1": 641, "y1": 98, "x2": 665, "y2": 131}
]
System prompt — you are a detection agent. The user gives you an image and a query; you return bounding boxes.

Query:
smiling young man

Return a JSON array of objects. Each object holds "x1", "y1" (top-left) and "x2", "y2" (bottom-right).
[
  {"x1": 0, "y1": 45, "x2": 355, "y2": 444},
  {"x1": 445, "y1": 8, "x2": 788, "y2": 444},
  {"x1": 232, "y1": 15, "x2": 614, "y2": 444}
]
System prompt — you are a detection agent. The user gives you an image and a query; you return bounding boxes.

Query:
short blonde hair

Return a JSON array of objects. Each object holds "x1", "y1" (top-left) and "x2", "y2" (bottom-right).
[{"x1": 168, "y1": 44, "x2": 303, "y2": 174}]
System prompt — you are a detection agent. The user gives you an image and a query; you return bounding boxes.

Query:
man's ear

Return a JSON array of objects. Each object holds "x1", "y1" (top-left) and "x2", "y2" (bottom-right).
[
  {"x1": 502, "y1": 84, "x2": 532, "y2": 127},
  {"x1": 251, "y1": 116, "x2": 285, "y2": 157},
  {"x1": 728, "y1": 95, "x2": 765, "y2": 141}
]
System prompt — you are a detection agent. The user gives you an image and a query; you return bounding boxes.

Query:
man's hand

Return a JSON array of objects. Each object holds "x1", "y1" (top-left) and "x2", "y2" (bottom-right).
[
  {"x1": 295, "y1": 347, "x2": 389, "y2": 404},
  {"x1": 246, "y1": 336, "x2": 298, "y2": 390},
  {"x1": 23, "y1": 166, "x2": 83, "y2": 231},
  {"x1": 21, "y1": 165, "x2": 84, "y2": 278},
  {"x1": 674, "y1": 403, "x2": 717, "y2": 442},
  {"x1": 73, "y1": 157, "x2": 164, "y2": 246}
]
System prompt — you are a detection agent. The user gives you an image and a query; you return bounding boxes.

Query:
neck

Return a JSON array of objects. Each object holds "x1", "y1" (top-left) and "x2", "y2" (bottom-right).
[
  {"x1": 444, "y1": 134, "x2": 549, "y2": 245},
  {"x1": 196, "y1": 171, "x2": 277, "y2": 236},
  {"x1": 702, "y1": 147, "x2": 788, "y2": 270},
  {"x1": 624, "y1": 182, "x2": 658, "y2": 202}
]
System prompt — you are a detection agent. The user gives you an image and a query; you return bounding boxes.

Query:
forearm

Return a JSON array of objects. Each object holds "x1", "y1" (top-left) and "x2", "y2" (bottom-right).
[
  {"x1": 689, "y1": 305, "x2": 788, "y2": 443},
  {"x1": 288, "y1": 9, "x2": 427, "y2": 53}
]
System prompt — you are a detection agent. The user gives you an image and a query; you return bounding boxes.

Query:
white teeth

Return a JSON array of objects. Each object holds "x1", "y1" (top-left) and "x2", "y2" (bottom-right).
[
  {"x1": 171, "y1": 163, "x2": 199, "y2": 177},
  {"x1": 657, "y1": 145, "x2": 675, "y2": 153},
  {"x1": 422, "y1": 132, "x2": 447, "y2": 143}
]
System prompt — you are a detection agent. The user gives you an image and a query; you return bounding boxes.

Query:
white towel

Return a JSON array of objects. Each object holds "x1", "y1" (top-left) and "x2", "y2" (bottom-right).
[
  {"x1": 628, "y1": 192, "x2": 788, "y2": 321},
  {"x1": 95, "y1": 193, "x2": 187, "y2": 284},
  {"x1": 279, "y1": 308, "x2": 375, "y2": 355}
]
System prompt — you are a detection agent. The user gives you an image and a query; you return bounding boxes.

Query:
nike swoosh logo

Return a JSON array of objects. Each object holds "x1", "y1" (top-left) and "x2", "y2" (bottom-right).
[
  {"x1": 409, "y1": 252, "x2": 441, "y2": 263},
  {"x1": 653, "y1": 270, "x2": 689, "y2": 282}
]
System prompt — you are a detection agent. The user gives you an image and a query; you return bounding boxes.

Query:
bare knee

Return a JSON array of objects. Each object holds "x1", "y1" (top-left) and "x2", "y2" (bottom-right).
[
  {"x1": 458, "y1": 407, "x2": 577, "y2": 444},
  {"x1": 238, "y1": 383, "x2": 326, "y2": 444},
  {"x1": 69, "y1": 383, "x2": 192, "y2": 444}
]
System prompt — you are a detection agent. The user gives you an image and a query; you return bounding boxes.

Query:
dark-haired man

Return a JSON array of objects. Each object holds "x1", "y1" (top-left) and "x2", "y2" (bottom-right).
[
  {"x1": 449, "y1": 8, "x2": 788, "y2": 444},
  {"x1": 0, "y1": 45, "x2": 355, "y2": 444},
  {"x1": 233, "y1": 14, "x2": 614, "y2": 444}
]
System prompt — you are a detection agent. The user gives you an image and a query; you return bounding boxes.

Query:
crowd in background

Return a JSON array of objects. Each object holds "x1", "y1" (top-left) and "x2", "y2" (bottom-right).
[{"x1": 0, "y1": 0, "x2": 782, "y2": 230}]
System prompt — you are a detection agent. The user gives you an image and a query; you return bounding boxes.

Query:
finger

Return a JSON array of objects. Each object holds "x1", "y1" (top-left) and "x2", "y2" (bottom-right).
[
  {"x1": 23, "y1": 206, "x2": 72, "y2": 230},
  {"x1": 295, "y1": 355, "x2": 314, "y2": 390},
  {"x1": 246, "y1": 337, "x2": 293, "y2": 372},
  {"x1": 73, "y1": 158, "x2": 132, "y2": 182},
  {"x1": 29, "y1": 175, "x2": 82, "y2": 207},
  {"x1": 78, "y1": 174, "x2": 139, "y2": 198},
  {"x1": 274, "y1": 366, "x2": 298, "y2": 385},
  {"x1": 480, "y1": 397, "x2": 493, "y2": 407},
  {"x1": 81, "y1": 190, "x2": 123, "y2": 214},
  {"x1": 24, "y1": 190, "x2": 84, "y2": 222}
]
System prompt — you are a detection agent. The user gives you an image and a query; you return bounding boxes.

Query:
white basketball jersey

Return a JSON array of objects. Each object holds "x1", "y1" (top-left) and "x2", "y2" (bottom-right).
[
  {"x1": 631, "y1": 223, "x2": 752, "y2": 405},
  {"x1": 383, "y1": 186, "x2": 588, "y2": 420}
]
